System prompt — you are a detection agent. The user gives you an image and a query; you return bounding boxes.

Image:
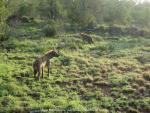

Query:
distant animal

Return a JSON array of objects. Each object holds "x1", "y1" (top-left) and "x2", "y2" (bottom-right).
[
  {"x1": 80, "y1": 32, "x2": 94, "y2": 43},
  {"x1": 33, "y1": 50, "x2": 59, "y2": 80}
]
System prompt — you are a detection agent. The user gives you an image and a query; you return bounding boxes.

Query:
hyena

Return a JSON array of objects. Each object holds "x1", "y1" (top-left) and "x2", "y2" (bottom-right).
[
  {"x1": 33, "y1": 50, "x2": 59, "y2": 80},
  {"x1": 80, "y1": 32, "x2": 94, "y2": 44}
]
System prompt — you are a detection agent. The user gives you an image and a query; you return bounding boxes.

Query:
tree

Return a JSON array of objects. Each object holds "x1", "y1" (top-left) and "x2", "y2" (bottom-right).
[
  {"x1": 67, "y1": 0, "x2": 96, "y2": 28},
  {"x1": 38, "y1": 0, "x2": 66, "y2": 20},
  {"x1": 0, "y1": 0, "x2": 7, "y2": 24},
  {"x1": 0, "y1": 0, "x2": 7, "y2": 31},
  {"x1": 132, "y1": 3, "x2": 150, "y2": 28},
  {"x1": 0, "y1": 0, "x2": 8, "y2": 40}
]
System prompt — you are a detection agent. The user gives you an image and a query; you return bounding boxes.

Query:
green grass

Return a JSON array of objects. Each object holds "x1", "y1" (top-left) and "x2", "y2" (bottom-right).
[{"x1": 0, "y1": 32, "x2": 150, "y2": 113}]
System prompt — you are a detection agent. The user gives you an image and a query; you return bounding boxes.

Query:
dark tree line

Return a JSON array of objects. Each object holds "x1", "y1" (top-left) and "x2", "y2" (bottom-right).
[{"x1": 1, "y1": 0, "x2": 150, "y2": 32}]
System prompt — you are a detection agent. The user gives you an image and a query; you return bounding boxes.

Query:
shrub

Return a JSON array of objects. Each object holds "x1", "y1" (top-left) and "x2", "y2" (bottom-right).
[
  {"x1": 0, "y1": 25, "x2": 10, "y2": 42},
  {"x1": 84, "y1": 20, "x2": 97, "y2": 31},
  {"x1": 59, "y1": 56, "x2": 71, "y2": 66},
  {"x1": 127, "y1": 108, "x2": 139, "y2": 113},
  {"x1": 122, "y1": 86, "x2": 135, "y2": 94},
  {"x1": 109, "y1": 25, "x2": 124, "y2": 35},
  {"x1": 16, "y1": 2, "x2": 33, "y2": 16},
  {"x1": 143, "y1": 72, "x2": 150, "y2": 81},
  {"x1": 98, "y1": 24, "x2": 109, "y2": 33},
  {"x1": 20, "y1": 16, "x2": 31, "y2": 23},
  {"x1": 135, "y1": 78, "x2": 145, "y2": 86},
  {"x1": 0, "y1": 33, "x2": 6, "y2": 41},
  {"x1": 98, "y1": 109, "x2": 109, "y2": 113},
  {"x1": 42, "y1": 24, "x2": 57, "y2": 37}
]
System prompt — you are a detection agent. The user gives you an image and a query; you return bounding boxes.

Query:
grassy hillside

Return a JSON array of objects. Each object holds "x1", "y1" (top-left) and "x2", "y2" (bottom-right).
[{"x1": 0, "y1": 26, "x2": 150, "y2": 113}]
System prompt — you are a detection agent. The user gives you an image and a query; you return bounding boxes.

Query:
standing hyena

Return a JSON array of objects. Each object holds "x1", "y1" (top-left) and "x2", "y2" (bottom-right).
[{"x1": 33, "y1": 50, "x2": 59, "y2": 80}]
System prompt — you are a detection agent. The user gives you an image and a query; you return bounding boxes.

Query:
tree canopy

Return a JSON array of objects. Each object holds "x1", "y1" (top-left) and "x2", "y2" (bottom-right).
[{"x1": 1, "y1": 0, "x2": 150, "y2": 29}]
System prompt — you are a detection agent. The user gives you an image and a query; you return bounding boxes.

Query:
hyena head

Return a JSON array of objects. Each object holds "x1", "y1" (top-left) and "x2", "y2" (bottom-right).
[{"x1": 50, "y1": 50, "x2": 60, "y2": 57}]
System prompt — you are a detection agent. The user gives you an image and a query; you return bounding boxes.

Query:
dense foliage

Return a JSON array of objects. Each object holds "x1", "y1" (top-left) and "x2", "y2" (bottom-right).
[
  {"x1": 1, "y1": 0, "x2": 150, "y2": 29},
  {"x1": 0, "y1": 0, "x2": 150, "y2": 113}
]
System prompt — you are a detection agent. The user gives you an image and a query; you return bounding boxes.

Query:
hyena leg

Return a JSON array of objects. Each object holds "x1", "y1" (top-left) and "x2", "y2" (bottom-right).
[
  {"x1": 34, "y1": 69, "x2": 37, "y2": 78},
  {"x1": 38, "y1": 71, "x2": 41, "y2": 81},
  {"x1": 37, "y1": 67, "x2": 41, "y2": 81},
  {"x1": 42, "y1": 67, "x2": 44, "y2": 78},
  {"x1": 47, "y1": 61, "x2": 50, "y2": 77},
  {"x1": 48, "y1": 66, "x2": 50, "y2": 77}
]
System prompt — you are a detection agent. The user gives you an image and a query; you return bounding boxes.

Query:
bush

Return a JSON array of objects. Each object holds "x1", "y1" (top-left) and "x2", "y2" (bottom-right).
[
  {"x1": 0, "y1": 24, "x2": 10, "y2": 42},
  {"x1": 109, "y1": 25, "x2": 124, "y2": 35},
  {"x1": 0, "y1": 33, "x2": 6, "y2": 41},
  {"x1": 97, "y1": 24, "x2": 109, "y2": 33},
  {"x1": 59, "y1": 56, "x2": 71, "y2": 66},
  {"x1": 42, "y1": 24, "x2": 57, "y2": 37},
  {"x1": 16, "y1": 2, "x2": 33, "y2": 16},
  {"x1": 83, "y1": 20, "x2": 97, "y2": 31},
  {"x1": 20, "y1": 16, "x2": 31, "y2": 23}
]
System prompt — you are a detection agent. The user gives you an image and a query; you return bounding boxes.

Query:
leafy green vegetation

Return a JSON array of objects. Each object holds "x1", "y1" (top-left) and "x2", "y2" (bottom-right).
[
  {"x1": 0, "y1": 30, "x2": 150, "y2": 112},
  {"x1": 0, "y1": 0, "x2": 150, "y2": 113}
]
